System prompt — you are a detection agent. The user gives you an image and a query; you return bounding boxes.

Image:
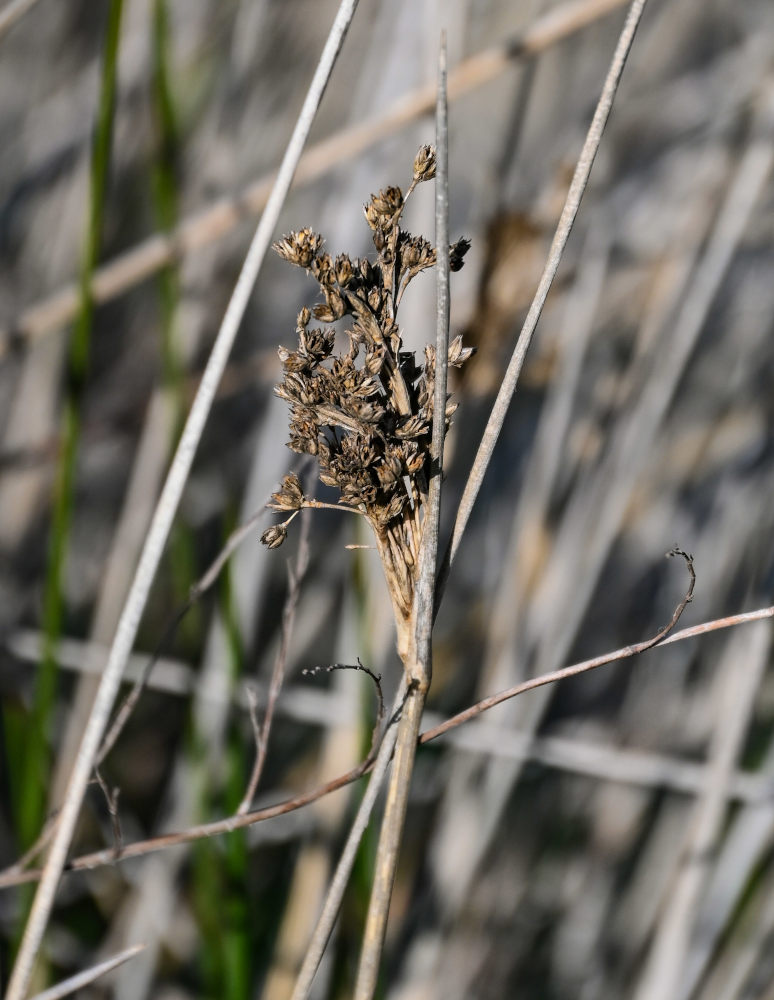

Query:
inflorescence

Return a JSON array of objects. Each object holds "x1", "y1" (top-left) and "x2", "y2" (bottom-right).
[{"x1": 262, "y1": 145, "x2": 472, "y2": 628}]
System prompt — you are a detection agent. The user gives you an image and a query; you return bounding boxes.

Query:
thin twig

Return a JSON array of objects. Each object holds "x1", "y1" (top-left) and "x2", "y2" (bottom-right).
[
  {"x1": 27, "y1": 944, "x2": 145, "y2": 1000},
  {"x1": 0, "y1": 0, "x2": 629, "y2": 357},
  {"x1": 95, "y1": 602, "x2": 192, "y2": 767},
  {"x1": 3, "y1": 5, "x2": 361, "y2": 997},
  {"x1": 290, "y1": 679, "x2": 408, "y2": 1000},
  {"x1": 3, "y1": 810, "x2": 60, "y2": 875},
  {"x1": 435, "y1": 0, "x2": 649, "y2": 607},
  {"x1": 96, "y1": 489, "x2": 306, "y2": 766},
  {"x1": 239, "y1": 510, "x2": 311, "y2": 813},
  {"x1": 2, "y1": 598, "x2": 773, "y2": 892},
  {"x1": 0, "y1": 725, "x2": 383, "y2": 889},
  {"x1": 421, "y1": 548, "x2": 694, "y2": 744},
  {"x1": 302, "y1": 658, "x2": 386, "y2": 746},
  {"x1": 92, "y1": 768, "x2": 122, "y2": 856},
  {"x1": 354, "y1": 38, "x2": 451, "y2": 1000}
]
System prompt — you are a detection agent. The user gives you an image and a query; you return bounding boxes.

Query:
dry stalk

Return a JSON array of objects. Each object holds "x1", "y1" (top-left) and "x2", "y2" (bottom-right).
[
  {"x1": 26, "y1": 944, "x2": 145, "y2": 1000},
  {"x1": 261, "y1": 147, "x2": 470, "y2": 658},
  {"x1": 436, "y1": 0, "x2": 650, "y2": 604},
  {"x1": 354, "y1": 36, "x2": 451, "y2": 999},
  {"x1": 261, "y1": 41, "x2": 464, "y2": 994},
  {"x1": 2, "y1": 3, "x2": 361, "y2": 997}
]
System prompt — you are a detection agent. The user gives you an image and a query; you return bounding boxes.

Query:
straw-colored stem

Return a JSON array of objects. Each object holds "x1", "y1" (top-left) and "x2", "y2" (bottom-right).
[{"x1": 3, "y1": 4, "x2": 361, "y2": 997}]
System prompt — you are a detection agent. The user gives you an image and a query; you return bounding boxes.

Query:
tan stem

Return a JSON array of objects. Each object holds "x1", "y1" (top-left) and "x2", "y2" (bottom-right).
[{"x1": 353, "y1": 677, "x2": 426, "y2": 1000}]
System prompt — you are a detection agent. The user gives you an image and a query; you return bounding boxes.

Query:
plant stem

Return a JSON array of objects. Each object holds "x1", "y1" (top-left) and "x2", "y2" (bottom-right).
[
  {"x1": 3, "y1": 4, "x2": 361, "y2": 998},
  {"x1": 354, "y1": 35, "x2": 450, "y2": 999},
  {"x1": 353, "y1": 683, "x2": 426, "y2": 999}
]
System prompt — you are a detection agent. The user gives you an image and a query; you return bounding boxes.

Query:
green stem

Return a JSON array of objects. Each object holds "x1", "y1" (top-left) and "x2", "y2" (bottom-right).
[{"x1": 20, "y1": 0, "x2": 124, "y2": 849}]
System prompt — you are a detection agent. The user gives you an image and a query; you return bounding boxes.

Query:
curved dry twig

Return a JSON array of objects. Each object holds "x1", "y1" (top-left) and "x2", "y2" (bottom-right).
[
  {"x1": 3, "y1": 595, "x2": 774, "y2": 892},
  {"x1": 422, "y1": 548, "x2": 695, "y2": 744},
  {"x1": 302, "y1": 658, "x2": 386, "y2": 747}
]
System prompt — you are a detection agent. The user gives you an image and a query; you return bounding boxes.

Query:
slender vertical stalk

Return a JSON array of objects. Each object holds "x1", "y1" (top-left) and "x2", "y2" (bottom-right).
[
  {"x1": 353, "y1": 36, "x2": 450, "y2": 1000},
  {"x1": 290, "y1": 679, "x2": 408, "y2": 1000},
  {"x1": 10, "y1": 0, "x2": 124, "y2": 969},
  {"x1": 4, "y1": 4, "x2": 360, "y2": 998},
  {"x1": 435, "y1": 0, "x2": 649, "y2": 607}
]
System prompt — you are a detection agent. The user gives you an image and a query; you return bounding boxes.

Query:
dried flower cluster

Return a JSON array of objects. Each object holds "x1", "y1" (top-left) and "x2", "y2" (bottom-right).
[{"x1": 262, "y1": 146, "x2": 472, "y2": 632}]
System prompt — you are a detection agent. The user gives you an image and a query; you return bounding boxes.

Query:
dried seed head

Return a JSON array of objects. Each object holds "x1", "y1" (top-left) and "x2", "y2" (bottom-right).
[
  {"x1": 269, "y1": 150, "x2": 471, "y2": 624},
  {"x1": 413, "y1": 144, "x2": 436, "y2": 182},
  {"x1": 448, "y1": 333, "x2": 475, "y2": 368},
  {"x1": 261, "y1": 522, "x2": 288, "y2": 549},
  {"x1": 334, "y1": 253, "x2": 354, "y2": 286},
  {"x1": 272, "y1": 228, "x2": 323, "y2": 268},
  {"x1": 364, "y1": 186, "x2": 404, "y2": 231},
  {"x1": 268, "y1": 473, "x2": 305, "y2": 511}
]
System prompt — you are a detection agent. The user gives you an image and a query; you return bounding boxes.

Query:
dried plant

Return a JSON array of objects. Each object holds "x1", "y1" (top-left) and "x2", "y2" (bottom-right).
[{"x1": 262, "y1": 145, "x2": 471, "y2": 660}]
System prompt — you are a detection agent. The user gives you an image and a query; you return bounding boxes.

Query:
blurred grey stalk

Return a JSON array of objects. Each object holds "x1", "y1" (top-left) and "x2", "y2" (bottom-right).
[
  {"x1": 3, "y1": 2, "x2": 361, "y2": 997},
  {"x1": 26, "y1": 945, "x2": 145, "y2": 1000}
]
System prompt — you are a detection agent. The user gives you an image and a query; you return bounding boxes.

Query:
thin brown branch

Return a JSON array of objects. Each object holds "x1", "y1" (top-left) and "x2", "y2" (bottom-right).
[
  {"x1": 0, "y1": 0, "x2": 628, "y2": 357},
  {"x1": 2, "y1": 596, "x2": 773, "y2": 892},
  {"x1": 92, "y1": 768, "x2": 122, "y2": 856},
  {"x1": 0, "y1": 746, "x2": 376, "y2": 890},
  {"x1": 422, "y1": 547, "x2": 695, "y2": 745},
  {"x1": 239, "y1": 510, "x2": 311, "y2": 813},
  {"x1": 95, "y1": 602, "x2": 192, "y2": 767}
]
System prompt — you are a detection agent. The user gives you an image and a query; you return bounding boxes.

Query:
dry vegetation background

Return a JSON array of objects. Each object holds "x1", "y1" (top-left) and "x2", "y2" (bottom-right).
[{"x1": 1, "y1": 0, "x2": 774, "y2": 997}]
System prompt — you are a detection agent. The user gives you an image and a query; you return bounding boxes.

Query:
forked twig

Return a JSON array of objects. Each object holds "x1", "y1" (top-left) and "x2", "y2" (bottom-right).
[
  {"x1": 4, "y1": 4, "x2": 361, "y2": 997},
  {"x1": 92, "y1": 767, "x2": 122, "y2": 857}
]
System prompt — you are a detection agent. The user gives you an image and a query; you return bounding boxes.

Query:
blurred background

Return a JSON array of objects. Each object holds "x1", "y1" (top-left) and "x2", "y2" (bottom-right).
[{"x1": 1, "y1": 0, "x2": 774, "y2": 997}]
